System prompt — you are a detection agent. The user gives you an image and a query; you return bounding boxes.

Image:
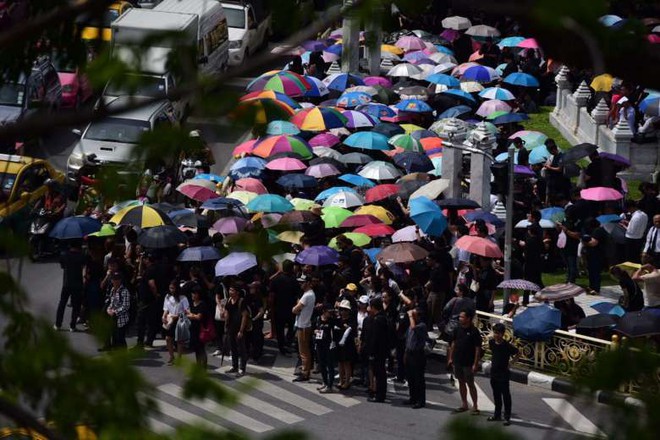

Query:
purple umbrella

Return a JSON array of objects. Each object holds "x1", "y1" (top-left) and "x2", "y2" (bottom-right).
[
  {"x1": 295, "y1": 245, "x2": 340, "y2": 266},
  {"x1": 305, "y1": 163, "x2": 341, "y2": 178},
  {"x1": 212, "y1": 216, "x2": 248, "y2": 235},
  {"x1": 215, "y1": 252, "x2": 258, "y2": 276},
  {"x1": 309, "y1": 133, "x2": 341, "y2": 148},
  {"x1": 599, "y1": 152, "x2": 631, "y2": 167},
  {"x1": 514, "y1": 165, "x2": 536, "y2": 177},
  {"x1": 302, "y1": 40, "x2": 327, "y2": 51},
  {"x1": 440, "y1": 29, "x2": 461, "y2": 42}
]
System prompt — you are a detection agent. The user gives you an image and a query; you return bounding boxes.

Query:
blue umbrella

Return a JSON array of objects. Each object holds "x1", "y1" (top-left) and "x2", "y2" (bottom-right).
[
  {"x1": 463, "y1": 210, "x2": 505, "y2": 227},
  {"x1": 295, "y1": 245, "x2": 339, "y2": 266},
  {"x1": 438, "y1": 105, "x2": 472, "y2": 119},
  {"x1": 246, "y1": 194, "x2": 294, "y2": 213},
  {"x1": 495, "y1": 151, "x2": 519, "y2": 163},
  {"x1": 231, "y1": 157, "x2": 267, "y2": 170},
  {"x1": 277, "y1": 174, "x2": 318, "y2": 189},
  {"x1": 266, "y1": 120, "x2": 301, "y2": 135},
  {"x1": 229, "y1": 166, "x2": 264, "y2": 180},
  {"x1": 301, "y1": 40, "x2": 327, "y2": 51},
  {"x1": 394, "y1": 99, "x2": 433, "y2": 113},
  {"x1": 639, "y1": 95, "x2": 660, "y2": 116},
  {"x1": 591, "y1": 301, "x2": 626, "y2": 317},
  {"x1": 599, "y1": 14, "x2": 623, "y2": 27},
  {"x1": 363, "y1": 247, "x2": 383, "y2": 264},
  {"x1": 50, "y1": 216, "x2": 102, "y2": 239},
  {"x1": 597, "y1": 214, "x2": 622, "y2": 224},
  {"x1": 513, "y1": 304, "x2": 562, "y2": 341},
  {"x1": 393, "y1": 152, "x2": 434, "y2": 173},
  {"x1": 463, "y1": 65, "x2": 500, "y2": 83},
  {"x1": 168, "y1": 209, "x2": 204, "y2": 228},
  {"x1": 426, "y1": 73, "x2": 460, "y2": 87},
  {"x1": 498, "y1": 36, "x2": 525, "y2": 47},
  {"x1": 194, "y1": 173, "x2": 225, "y2": 183},
  {"x1": 503, "y1": 72, "x2": 540, "y2": 88},
  {"x1": 410, "y1": 129, "x2": 439, "y2": 141},
  {"x1": 479, "y1": 87, "x2": 516, "y2": 101},
  {"x1": 303, "y1": 76, "x2": 330, "y2": 98},
  {"x1": 325, "y1": 43, "x2": 343, "y2": 55},
  {"x1": 337, "y1": 91, "x2": 372, "y2": 109},
  {"x1": 177, "y1": 246, "x2": 222, "y2": 262},
  {"x1": 343, "y1": 131, "x2": 391, "y2": 150},
  {"x1": 338, "y1": 174, "x2": 375, "y2": 188},
  {"x1": 372, "y1": 122, "x2": 405, "y2": 137},
  {"x1": 491, "y1": 113, "x2": 529, "y2": 125},
  {"x1": 434, "y1": 45, "x2": 454, "y2": 55},
  {"x1": 441, "y1": 89, "x2": 477, "y2": 104},
  {"x1": 323, "y1": 73, "x2": 364, "y2": 92},
  {"x1": 356, "y1": 103, "x2": 397, "y2": 119},
  {"x1": 541, "y1": 207, "x2": 565, "y2": 221},
  {"x1": 529, "y1": 145, "x2": 550, "y2": 164},
  {"x1": 315, "y1": 186, "x2": 357, "y2": 201},
  {"x1": 201, "y1": 197, "x2": 245, "y2": 211},
  {"x1": 409, "y1": 196, "x2": 448, "y2": 236}
]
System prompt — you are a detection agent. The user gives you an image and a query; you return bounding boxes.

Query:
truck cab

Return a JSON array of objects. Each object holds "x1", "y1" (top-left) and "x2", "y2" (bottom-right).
[{"x1": 221, "y1": 0, "x2": 271, "y2": 66}]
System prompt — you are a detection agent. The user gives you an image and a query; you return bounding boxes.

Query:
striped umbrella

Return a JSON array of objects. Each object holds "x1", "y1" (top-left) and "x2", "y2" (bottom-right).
[
  {"x1": 322, "y1": 73, "x2": 365, "y2": 92},
  {"x1": 232, "y1": 98, "x2": 296, "y2": 125},
  {"x1": 534, "y1": 283, "x2": 585, "y2": 302},
  {"x1": 251, "y1": 135, "x2": 313, "y2": 159},
  {"x1": 497, "y1": 279, "x2": 541, "y2": 291},
  {"x1": 232, "y1": 139, "x2": 259, "y2": 157},
  {"x1": 240, "y1": 90, "x2": 301, "y2": 109},
  {"x1": 479, "y1": 87, "x2": 516, "y2": 101},
  {"x1": 303, "y1": 75, "x2": 330, "y2": 98},
  {"x1": 110, "y1": 205, "x2": 173, "y2": 228},
  {"x1": 476, "y1": 99, "x2": 512, "y2": 117},
  {"x1": 388, "y1": 134, "x2": 423, "y2": 152},
  {"x1": 341, "y1": 110, "x2": 379, "y2": 129},
  {"x1": 246, "y1": 70, "x2": 311, "y2": 97},
  {"x1": 290, "y1": 107, "x2": 348, "y2": 131}
]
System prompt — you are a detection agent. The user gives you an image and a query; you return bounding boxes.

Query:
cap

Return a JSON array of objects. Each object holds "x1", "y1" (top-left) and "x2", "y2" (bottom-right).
[
  {"x1": 358, "y1": 295, "x2": 369, "y2": 305},
  {"x1": 338, "y1": 299, "x2": 352, "y2": 310},
  {"x1": 345, "y1": 283, "x2": 358, "y2": 292}
]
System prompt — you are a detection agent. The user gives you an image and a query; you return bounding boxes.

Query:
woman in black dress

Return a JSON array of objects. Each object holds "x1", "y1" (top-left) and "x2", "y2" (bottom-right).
[{"x1": 186, "y1": 285, "x2": 208, "y2": 369}]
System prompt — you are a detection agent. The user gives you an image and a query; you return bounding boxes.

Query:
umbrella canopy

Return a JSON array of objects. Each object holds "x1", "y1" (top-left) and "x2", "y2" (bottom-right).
[
  {"x1": 50, "y1": 216, "x2": 102, "y2": 240},
  {"x1": 479, "y1": 87, "x2": 516, "y2": 101},
  {"x1": 436, "y1": 198, "x2": 481, "y2": 210},
  {"x1": 176, "y1": 180, "x2": 218, "y2": 202},
  {"x1": 599, "y1": 152, "x2": 631, "y2": 167},
  {"x1": 276, "y1": 173, "x2": 317, "y2": 189},
  {"x1": 409, "y1": 196, "x2": 448, "y2": 236},
  {"x1": 438, "y1": 105, "x2": 472, "y2": 119},
  {"x1": 640, "y1": 96, "x2": 660, "y2": 116},
  {"x1": 201, "y1": 197, "x2": 245, "y2": 211},
  {"x1": 426, "y1": 72, "x2": 460, "y2": 87},
  {"x1": 498, "y1": 36, "x2": 525, "y2": 47},
  {"x1": 489, "y1": 112, "x2": 529, "y2": 125},
  {"x1": 138, "y1": 225, "x2": 188, "y2": 249},
  {"x1": 110, "y1": 205, "x2": 173, "y2": 228},
  {"x1": 356, "y1": 103, "x2": 397, "y2": 119},
  {"x1": 616, "y1": 310, "x2": 660, "y2": 337},
  {"x1": 252, "y1": 135, "x2": 313, "y2": 159},
  {"x1": 465, "y1": 24, "x2": 500, "y2": 38},
  {"x1": 541, "y1": 207, "x2": 566, "y2": 222},
  {"x1": 513, "y1": 304, "x2": 561, "y2": 341},
  {"x1": 441, "y1": 89, "x2": 477, "y2": 104},
  {"x1": 323, "y1": 190, "x2": 366, "y2": 208},
  {"x1": 395, "y1": 35, "x2": 427, "y2": 51},
  {"x1": 337, "y1": 91, "x2": 372, "y2": 109},
  {"x1": 291, "y1": 107, "x2": 347, "y2": 131},
  {"x1": 229, "y1": 166, "x2": 265, "y2": 181},
  {"x1": 315, "y1": 186, "x2": 357, "y2": 201},
  {"x1": 212, "y1": 216, "x2": 248, "y2": 235},
  {"x1": 290, "y1": 198, "x2": 318, "y2": 211},
  {"x1": 328, "y1": 232, "x2": 371, "y2": 249},
  {"x1": 194, "y1": 173, "x2": 225, "y2": 183},
  {"x1": 477, "y1": 99, "x2": 512, "y2": 117},
  {"x1": 410, "y1": 179, "x2": 450, "y2": 201},
  {"x1": 535, "y1": 283, "x2": 585, "y2": 302},
  {"x1": 108, "y1": 200, "x2": 143, "y2": 215},
  {"x1": 343, "y1": 131, "x2": 391, "y2": 151},
  {"x1": 392, "y1": 225, "x2": 426, "y2": 242},
  {"x1": 247, "y1": 70, "x2": 311, "y2": 97},
  {"x1": 276, "y1": 230, "x2": 304, "y2": 244},
  {"x1": 561, "y1": 143, "x2": 599, "y2": 163},
  {"x1": 321, "y1": 206, "x2": 354, "y2": 228},
  {"x1": 497, "y1": 279, "x2": 541, "y2": 291},
  {"x1": 517, "y1": 38, "x2": 540, "y2": 49},
  {"x1": 373, "y1": 122, "x2": 405, "y2": 137},
  {"x1": 580, "y1": 187, "x2": 623, "y2": 202},
  {"x1": 387, "y1": 63, "x2": 423, "y2": 78},
  {"x1": 342, "y1": 110, "x2": 379, "y2": 129},
  {"x1": 463, "y1": 65, "x2": 500, "y2": 83},
  {"x1": 323, "y1": 73, "x2": 365, "y2": 92},
  {"x1": 234, "y1": 178, "x2": 268, "y2": 194},
  {"x1": 590, "y1": 301, "x2": 626, "y2": 317},
  {"x1": 515, "y1": 219, "x2": 556, "y2": 229},
  {"x1": 394, "y1": 99, "x2": 433, "y2": 113},
  {"x1": 168, "y1": 209, "x2": 205, "y2": 228},
  {"x1": 354, "y1": 205, "x2": 395, "y2": 224},
  {"x1": 378, "y1": 243, "x2": 429, "y2": 263},
  {"x1": 389, "y1": 134, "x2": 423, "y2": 152},
  {"x1": 340, "y1": 214, "x2": 383, "y2": 228},
  {"x1": 454, "y1": 235, "x2": 503, "y2": 258},
  {"x1": 266, "y1": 157, "x2": 308, "y2": 171},
  {"x1": 442, "y1": 16, "x2": 471, "y2": 30},
  {"x1": 305, "y1": 163, "x2": 341, "y2": 178},
  {"x1": 309, "y1": 132, "x2": 341, "y2": 148},
  {"x1": 266, "y1": 120, "x2": 301, "y2": 135},
  {"x1": 509, "y1": 130, "x2": 548, "y2": 150},
  {"x1": 246, "y1": 194, "x2": 294, "y2": 213},
  {"x1": 295, "y1": 245, "x2": 340, "y2": 266},
  {"x1": 354, "y1": 223, "x2": 396, "y2": 237},
  {"x1": 340, "y1": 152, "x2": 374, "y2": 165},
  {"x1": 365, "y1": 184, "x2": 400, "y2": 203},
  {"x1": 577, "y1": 314, "x2": 619, "y2": 330},
  {"x1": 232, "y1": 156, "x2": 267, "y2": 170},
  {"x1": 503, "y1": 72, "x2": 540, "y2": 88},
  {"x1": 215, "y1": 252, "x2": 258, "y2": 276},
  {"x1": 590, "y1": 74, "x2": 614, "y2": 93},
  {"x1": 279, "y1": 210, "x2": 319, "y2": 226},
  {"x1": 358, "y1": 161, "x2": 402, "y2": 180},
  {"x1": 303, "y1": 75, "x2": 330, "y2": 97},
  {"x1": 88, "y1": 223, "x2": 116, "y2": 238},
  {"x1": 177, "y1": 246, "x2": 222, "y2": 262},
  {"x1": 338, "y1": 173, "x2": 376, "y2": 188},
  {"x1": 393, "y1": 152, "x2": 434, "y2": 173},
  {"x1": 226, "y1": 191, "x2": 258, "y2": 205}
]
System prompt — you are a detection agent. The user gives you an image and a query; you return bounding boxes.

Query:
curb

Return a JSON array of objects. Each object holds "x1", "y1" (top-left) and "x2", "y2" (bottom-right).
[{"x1": 428, "y1": 347, "x2": 645, "y2": 409}]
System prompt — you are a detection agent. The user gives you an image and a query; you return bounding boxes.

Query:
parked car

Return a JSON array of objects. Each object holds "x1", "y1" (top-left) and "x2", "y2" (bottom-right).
[
  {"x1": 52, "y1": 54, "x2": 93, "y2": 109},
  {"x1": 221, "y1": 0, "x2": 272, "y2": 66},
  {"x1": 134, "y1": 0, "x2": 163, "y2": 9},
  {"x1": 78, "y1": 1, "x2": 134, "y2": 45}
]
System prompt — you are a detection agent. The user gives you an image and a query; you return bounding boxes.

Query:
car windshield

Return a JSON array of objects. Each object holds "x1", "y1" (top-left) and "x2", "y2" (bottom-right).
[
  {"x1": 83, "y1": 118, "x2": 150, "y2": 144},
  {"x1": 225, "y1": 8, "x2": 246, "y2": 28},
  {"x1": 0, "y1": 83, "x2": 25, "y2": 107},
  {"x1": 0, "y1": 172, "x2": 17, "y2": 201},
  {"x1": 105, "y1": 75, "x2": 166, "y2": 98}
]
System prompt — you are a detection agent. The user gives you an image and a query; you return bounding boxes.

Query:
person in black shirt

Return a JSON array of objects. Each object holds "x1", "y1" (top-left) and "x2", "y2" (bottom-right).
[
  {"x1": 560, "y1": 207, "x2": 582, "y2": 283},
  {"x1": 366, "y1": 297, "x2": 389, "y2": 403},
  {"x1": 584, "y1": 151, "x2": 603, "y2": 188},
  {"x1": 55, "y1": 242, "x2": 86, "y2": 331},
  {"x1": 512, "y1": 137, "x2": 529, "y2": 167},
  {"x1": 478, "y1": 37, "x2": 501, "y2": 68},
  {"x1": 134, "y1": 254, "x2": 171, "y2": 348},
  {"x1": 448, "y1": 310, "x2": 482, "y2": 414},
  {"x1": 487, "y1": 323, "x2": 518, "y2": 425},
  {"x1": 403, "y1": 307, "x2": 428, "y2": 409},
  {"x1": 582, "y1": 218, "x2": 608, "y2": 294},
  {"x1": 268, "y1": 260, "x2": 300, "y2": 355}
]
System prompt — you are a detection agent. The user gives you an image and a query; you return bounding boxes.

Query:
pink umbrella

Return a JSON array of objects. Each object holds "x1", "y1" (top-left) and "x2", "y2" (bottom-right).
[
  {"x1": 266, "y1": 157, "x2": 308, "y2": 171},
  {"x1": 309, "y1": 133, "x2": 341, "y2": 148},
  {"x1": 363, "y1": 76, "x2": 392, "y2": 88},
  {"x1": 232, "y1": 139, "x2": 258, "y2": 156},
  {"x1": 422, "y1": 47, "x2": 438, "y2": 55},
  {"x1": 580, "y1": 187, "x2": 623, "y2": 201},
  {"x1": 468, "y1": 50, "x2": 484, "y2": 62},
  {"x1": 649, "y1": 34, "x2": 660, "y2": 44},
  {"x1": 176, "y1": 183, "x2": 218, "y2": 202},
  {"x1": 440, "y1": 29, "x2": 460, "y2": 42},
  {"x1": 305, "y1": 163, "x2": 341, "y2": 178},
  {"x1": 395, "y1": 35, "x2": 427, "y2": 52},
  {"x1": 212, "y1": 216, "x2": 248, "y2": 235},
  {"x1": 234, "y1": 178, "x2": 268, "y2": 194},
  {"x1": 476, "y1": 99, "x2": 512, "y2": 117},
  {"x1": 517, "y1": 38, "x2": 540, "y2": 49}
]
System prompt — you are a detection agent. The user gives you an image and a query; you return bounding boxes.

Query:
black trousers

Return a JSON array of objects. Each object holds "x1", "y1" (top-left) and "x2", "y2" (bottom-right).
[
  {"x1": 228, "y1": 331, "x2": 247, "y2": 371},
  {"x1": 405, "y1": 350, "x2": 426, "y2": 405},
  {"x1": 371, "y1": 356, "x2": 387, "y2": 401},
  {"x1": 55, "y1": 284, "x2": 82, "y2": 329},
  {"x1": 625, "y1": 238, "x2": 643, "y2": 263},
  {"x1": 250, "y1": 319, "x2": 264, "y2": 360},
  {"x1": 135, "y1": 302, "x2": 161, "y2": 346},
  {"x1": 490, "y1": 378, "x2": 512, "y2": 419},
  {"x1": 274, "y1": 312, "x2": 295, "y2": 351},
  {"x1": 112, "y1": 323, "x2": 127, "y2": 348}
]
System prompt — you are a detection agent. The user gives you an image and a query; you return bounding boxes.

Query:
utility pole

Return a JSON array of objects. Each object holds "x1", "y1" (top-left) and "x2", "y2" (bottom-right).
[
  {"x1": 341, "y1": 0, "x2": 360, "y2": 73},
  {"x1": 503, "y1": 145, "x2": 515, "y2": 306},
  {"x1": 365, "y1": 4, "x2": 382, "y2": 76}
]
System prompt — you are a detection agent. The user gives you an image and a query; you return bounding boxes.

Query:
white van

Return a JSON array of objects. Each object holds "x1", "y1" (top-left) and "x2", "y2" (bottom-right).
[
  {"x1": 221, "y1": 0, "x2": 271, "y2": 66},
  {"x1": 155, "y1": 0, "x2": 229, "y2": 74}
]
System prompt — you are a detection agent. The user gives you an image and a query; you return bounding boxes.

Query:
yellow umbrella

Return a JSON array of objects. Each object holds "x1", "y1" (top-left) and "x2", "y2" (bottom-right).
[
  {"x1": 277, "y1": 230, "x2": 304, "y2": 244},
  {"x1": 329, "y1": 232, "x2": 371, "y2": 250},
  {"x1": 381, "y1": 44, "x2": 404, "y2": 55},
  {"x1": 400, "y1": 123, "x2": 425, "y2": 134},
  {"x1": 227, "y1": 190, "x2": 258, "y2": 205},
  {"x1": 590, "y1": 74, "x2": 614, "y2": 92},
  {"x1": 354, "y1": 205, "x2": 395, "y2": 225},
  {"x1": 109, "y1": 205, "x2": 173, "y2": 228}
]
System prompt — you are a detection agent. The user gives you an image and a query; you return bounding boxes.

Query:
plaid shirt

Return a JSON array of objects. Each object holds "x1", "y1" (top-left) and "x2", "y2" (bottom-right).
[{"x1": 108, "y1": 285, "x2": 131, "y2": 328}]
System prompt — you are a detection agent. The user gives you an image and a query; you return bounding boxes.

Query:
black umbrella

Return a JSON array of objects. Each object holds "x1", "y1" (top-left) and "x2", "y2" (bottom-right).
[
  {"x1": 309, "y1": 156, "x2": 346, "y2": 172},
  {"x1": 397, "y1": 180, "x2": 427, "y2": 199},
  {"x1": 560, "y1": 143, "x2": 598, "y2": 164},
  {"x1": 577, "y1": 314, "x2": 619, "y2": 330},
  {"x1": 373, "y1": 122, "x2": 405, "y2": 137},
  {"x1": 138, "y1": 225, "x2": 188, "y2": 249},
  {"x1": 151, "y1": 202, "x2": 179, "y2": 214},
  {"x1": 168, "y1": 210, "x2": 208, "y2": 229},
  {"x1": 397, "y1": 86, "x2": 431, "y2": 100},
  {"x1": 616, "y1": 310, "x2": 660, "y2": 337},
  {"x1": 392, "y1": 152, "x2": 434, "y2": 173},
  {"x1": 340, "y1": 152, "x2": 372, "y2": 165},
  {"x1": 436, "y1": 198, "x2": 481, "y2": 209},
  {"x1": 392, "y1": 80, "x2": 420, "y2": 93}
]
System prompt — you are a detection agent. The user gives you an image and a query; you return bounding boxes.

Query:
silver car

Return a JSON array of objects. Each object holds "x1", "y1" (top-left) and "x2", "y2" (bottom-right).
[{"x1": 67, "y1": 96, "x2": 176, "y2": 181}]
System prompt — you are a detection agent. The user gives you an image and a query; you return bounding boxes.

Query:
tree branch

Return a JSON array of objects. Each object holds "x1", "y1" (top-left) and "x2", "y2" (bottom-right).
[{"x1": 0, "y1": 395, "x2": 64, "y2": 440}]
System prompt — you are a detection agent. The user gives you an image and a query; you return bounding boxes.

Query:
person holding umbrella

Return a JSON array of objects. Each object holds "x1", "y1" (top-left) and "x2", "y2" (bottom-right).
[
  {"x1": 543, "y1": 139, "x2": 568, "y2": 203},
  {"x1": 54, "y1": 241, "x2": 86, "y2": 332}
]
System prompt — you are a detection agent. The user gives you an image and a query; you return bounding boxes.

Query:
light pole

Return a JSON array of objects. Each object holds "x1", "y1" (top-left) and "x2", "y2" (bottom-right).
[{"x1": 503, "y1": 145, "x2": 515, "y2": 305}]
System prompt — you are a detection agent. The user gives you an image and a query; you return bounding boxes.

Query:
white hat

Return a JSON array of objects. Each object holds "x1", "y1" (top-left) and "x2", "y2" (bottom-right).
[{"x1": 338, "y1": 299, "x2": 352, "y2": 310}]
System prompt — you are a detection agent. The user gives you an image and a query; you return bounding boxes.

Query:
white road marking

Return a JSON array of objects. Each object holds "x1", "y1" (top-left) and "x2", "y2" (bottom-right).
[
  {"x1": 543, "y1": 398, "x2": 606, "y2": 437},
  {"x1": 154, "y1": 397, "x2": 224, "y2": 432}
]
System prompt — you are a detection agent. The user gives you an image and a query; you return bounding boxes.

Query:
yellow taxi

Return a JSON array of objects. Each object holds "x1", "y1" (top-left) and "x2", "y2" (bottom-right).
[
  {"x1": 0, "y1": 154, "x2": 64, "y2": 233},
  {"x1": 79, "y1": 1, "x2": 133, "y2": 44}
]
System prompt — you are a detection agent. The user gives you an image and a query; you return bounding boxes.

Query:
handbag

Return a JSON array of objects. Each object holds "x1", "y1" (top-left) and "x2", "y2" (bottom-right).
[
  {"x1": 199, "y1": 317, "x2": 217, "y2": 344},
  {"x1": 175, "y1": 313, "x2": 191, "y2": 341},
  {"x1": 469, "y1": 279, "x2": 480, "y2": 293}
]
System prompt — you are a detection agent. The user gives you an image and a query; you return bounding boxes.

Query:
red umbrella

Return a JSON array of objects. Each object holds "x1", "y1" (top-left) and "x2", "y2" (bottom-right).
[
  {"x1": 353, "y1": 223, "x2": 396, "y2": 237},
  {"x1": 365, "y1": 184, "x2": 400, "y2": 203},
  {"x1": 176, "y1": 181, "x2": 218, "y2": 202},
  {"x1": 454, "y1": 235, "x2": 503, "y2": 258},
  {"x1": 339, "y1": 214, "x2": 383, "y2": 228},
  {"x1": 580, "y1": 187, "x2": 623, "y2": 202},
  {"x1": 234, "y1": 178, "x2": 268, "y2": 194}
]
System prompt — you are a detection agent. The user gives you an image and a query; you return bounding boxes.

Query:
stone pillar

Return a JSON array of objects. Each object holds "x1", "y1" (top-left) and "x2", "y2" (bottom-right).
[
  {"x1": 439, "y1": 118, "x2": 468, "y2": 198},
  {"x1": 590, "y1": 98, "x2": 609, "y2": 146},
  {"x1": 612, "y1": 117, "x2": 633, "y2": 161},
  {"x1": 341, "y1": 0, "x2": 360, "y2": 74},
  {"x1": 365, "y1": 5, "x2": 382, "y2": 76},
  {"x1": 466, "y1": 122, "x2": 496, "y2": 210},
  {"x1": 572, "y1": 80, "x2": 591, "y2": 134},
  {"x1": 554, "y1": 66, "x2": 571, "y2": 115}
]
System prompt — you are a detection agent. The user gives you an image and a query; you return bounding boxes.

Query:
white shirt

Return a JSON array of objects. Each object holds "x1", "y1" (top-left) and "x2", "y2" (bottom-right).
[
  {"x1": 625, "y1": 210, "x2": 648, "y2": 239},
  {"x1": 644, "y1": 226, "x2": 660, "y2": 254},
  {"x1": 294, "y1": 290, "x2": 316, "y2": 329},
  {"x1": 163, "y1": 295, "x2": 190, "y2": 316}
]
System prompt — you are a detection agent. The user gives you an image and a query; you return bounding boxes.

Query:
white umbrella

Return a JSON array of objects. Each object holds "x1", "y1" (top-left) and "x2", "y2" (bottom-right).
[
  {"x1": 387, "y1": 63, "x2": 423, "y2": 78},
  {"x1": 358, "y1": 161, "x2": 402, "y2": 180},
  {"x1": 323, "y1": 191, "x2": 366, "y2": 208},
  {"x1": 433, "y1": 62, "x2": 458, "y2": 74},
  {"x1": 409, "y1": 179, "x2": 451, "y2": 201},
  {"x1": 429, "y1": 53, "x2": 457, "y2": 64},
  {"x1": 392, "y1": 225, "x2": 426, "y2": 242},
  {"x1": 345, "y1": 85, "x2": 379, "y2": 96},
  {"x1": 381, "y1": 50, "x2": 401, "y2": 61},
  {"x1": 410, "y1": 64, "x2": 435, "y2": 80},
  {"x1": 460, "y1": 81, "x2": 485, "y2": 93},
  {"x1": 515, "y1": 219, "x2": 556, "y2": 229},
  {"x1": 215, "y1": 252, "x2": 257, "y2": 276},
  {"x1": 465, "y1": 25, "x2": 501, "y2": 38},
  {"x1": 442, "y1": 16, "x2": 472, "y2": 30},
  {"x1": 312, "y1": 146, "x2": 343, "y2": 159}
]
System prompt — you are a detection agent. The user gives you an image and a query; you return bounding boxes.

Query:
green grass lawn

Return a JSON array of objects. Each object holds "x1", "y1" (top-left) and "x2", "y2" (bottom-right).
[{"x1": 542, "y1": 271, "x2": 617, "y2": 288}]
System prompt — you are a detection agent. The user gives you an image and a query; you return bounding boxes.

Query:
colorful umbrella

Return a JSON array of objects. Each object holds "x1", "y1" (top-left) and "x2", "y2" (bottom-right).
[
  {"x1": 356, "y1": 103, "x2": 397, "y2": 119},
  {"x1": 226, "y1": 191, "x2": 258, "y2": 205},
  {"x1": 454, "y1": 235, "x2": 503, "y2": 258},
  {"x1": 343, "y1": 131, "x2": 391, "y2": 151},
  {"x1": 322, "y1": 73, "x2": 365, "y2": 92},
  {"x1": 110, "y1": 205, "x2": 173, "y2": 228},
  {"x1": 394, "y1": 99, "x2": 433, "y2": 113},
  {"x1": 599, "y1": 152, "x2": 631, "y2": 167},
  {"x1": 246, "y1": 194, "x2": 294, "y2": 213},
  {"x1": 477, "y1": 99, "x2": 512, "y2": 117},
  {"x1": 266, "y1": 157, "x2": 308, "y2": 171},
  {"x1": 295, "y1": 245, "x2": 340, "y2": 266},
  {"x1": 234, "y1": 178, "x2": 268, "y2": 194},
  {"x1": 529, "y1": 145, "x2": 550, "y2": 164},
  {"x1": 541, "y1": 207, "x2": 566, "y2": 222},
  {"x1": 321, "y1": 206, "x2": 354, "y2": 228},
  {"x1": 341, "y1": 110, "x2": 379, "y2": 129},
  {"x1": 354, "y1": 223, "x2": 396, "y2": 237},
  {"x1": 479, "y1": 86, "x2": 516, "y2": 101},
  {"x1": 215, "y1": 252, "x2": 258, "y2": 276},
  {"x1": 290, "y1": 107, "x2": 348, "y2": 131},
  {"x1": 232, "y1": 139, "x2": 259, "y2": 157},
  {"x1": 580, "y1": 187, "x2": 623, "y2": 201},
  {"x1": 377, "y1": 243, "x2": 429, "y2": 263},
  {"x1": 513, "y1": 165, "x2": 535, "y2": 177},
  {"x1": 337, "y1": 91, "x2": 372, "y2": 108},
  {"x1": 50, "y1": 216, "x2": 102, "y2": 239},
  {"x1": 358, "y1": 161, "x2": 402, "y2": 180},
  {"x1": 323, "y1": 190, "x2": 366, "y2": 208},
  {"x1": 340, "y1": 214, "x2": 383, "y2": 228},
  {"x1": 388, "y1": 134, "x2": 423, "y2": 152},
  {"x1": 212, "y1": 216, "x2": 248, "y2": 235},
  {"x1": 303, "y1": 75, "x2": 331, "y2": 98},
  {"x1": 288, "y1": 198, "x2": 317, "y2": 211},
  {"x1": 247, "y1": 70, "x2": 311, "y2": 97},
  {"x1": 438, "y1": 105, "x2": 472, "y2": 119},
  {"x1": 315, "y1": 186, "x2": 356, "y2": 202},
  {"x1": 534, "y1": 283, "x2": 585, "y2": 302},
  {"x1": 509, "y1": 130, "x2": 548, "y2": 150},
  {"x1": 328, "y1": 233, "x2": 371, "y2": 249},
  {"x1": 232, "y1": 98, "x2": 296, "y2": 125},
  {"x1": 232, "y1": 156, "x2": 267, "y2": 170},
  {"x1": 354, "y1": 205, "x2": 395, "y2": 225},
  {"x1": 338, "y1": 173, "x2": 375, "y2": 187},
  {"x1": 305, "y1": 163, "x2": 341, "y2": 178},
  {"x1": 240, "y1": 90, "x2": 302, "y2": 109},
  {"x1": 503, "y1": 72, "x2": 540, "y2": 88},
  {"x1": 498, "y1": 36, "x2": 525, "y2": 47},
  {"x1": 590, "y1": 74, "x2": 614, "y2": 93},
  {"x1": 252, "y1": 135, "x2": 313, "y2": 159},
  {"x1": 409, "y1": 196, "x2": 448, "y2": 236},
  {"x1": 138, "y1": 225, "x2": 187, "y2": 249}
]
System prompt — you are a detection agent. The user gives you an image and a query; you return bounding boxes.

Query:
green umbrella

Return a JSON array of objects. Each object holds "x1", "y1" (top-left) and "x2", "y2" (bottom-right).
[
  {"x1": 321, "y1": 206, "x2": 353, "y2": 228},
  {"x1": 388, "y1": 134, "x2": 422, "y2": 152},
  {"x1": 329, "y1": 232, "x2": 371, "y2": 249},
  {"x1": 88, "y1": 224, "x2": 116, "y2": 237},
  {"x1": 486, "y1": 110, "x2": 510, "y2": 120}
]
